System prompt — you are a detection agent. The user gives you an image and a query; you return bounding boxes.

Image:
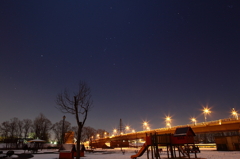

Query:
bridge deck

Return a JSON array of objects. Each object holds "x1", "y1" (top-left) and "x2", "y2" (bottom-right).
[{"x1": 95, "y1": 118, "x2": 240, "y2": 142}]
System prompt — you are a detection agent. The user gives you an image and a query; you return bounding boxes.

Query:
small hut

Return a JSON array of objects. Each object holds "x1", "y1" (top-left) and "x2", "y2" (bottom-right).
[{"x1": 172, "y1": 127, "x2": 196, "y2": 144}]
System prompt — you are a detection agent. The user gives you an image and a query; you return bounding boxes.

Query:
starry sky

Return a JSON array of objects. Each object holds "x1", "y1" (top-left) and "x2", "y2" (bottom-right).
[{"x1": 1, "y1": 1, "x2": 240, "y2": 132}]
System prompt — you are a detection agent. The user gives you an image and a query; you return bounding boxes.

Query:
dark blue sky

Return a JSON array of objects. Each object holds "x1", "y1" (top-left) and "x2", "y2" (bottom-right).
[{"x1": 1, "y1": 1, "x2": 240, "y2": 132}]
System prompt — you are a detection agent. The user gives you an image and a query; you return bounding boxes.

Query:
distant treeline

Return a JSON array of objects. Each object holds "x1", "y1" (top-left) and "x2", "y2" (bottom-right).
[{"x1": 0, "y1": 113, "x2": 108, "y2": 144}]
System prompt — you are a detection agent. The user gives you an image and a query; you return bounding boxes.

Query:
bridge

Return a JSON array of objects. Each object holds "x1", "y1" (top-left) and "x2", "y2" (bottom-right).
[{"x1": 93, "y1": 118, "x2": 240, "y2": 144}]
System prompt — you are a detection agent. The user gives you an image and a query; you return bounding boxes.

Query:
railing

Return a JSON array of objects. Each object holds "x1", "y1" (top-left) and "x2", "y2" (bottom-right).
[{"x1": 96, "y1": 118, "x2": 239, "y2": 140}]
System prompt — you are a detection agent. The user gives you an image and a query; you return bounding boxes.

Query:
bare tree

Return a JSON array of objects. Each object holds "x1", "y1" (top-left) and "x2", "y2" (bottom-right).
[
  {"x1": 96, "y1": 129, "x2": 108, "y2": 138},
  {"x1": 9, "y1": 118, "x2": 19, "y2": 139},
  {"x1": 0, "y1": 121, "x2": 10, "y2": 139},
  {"x1": 81, "y1": 126, "x2": 96, "y2": 142},
  {"x1": 23, "y1": 119, "x2": 32, "y2": 139},
  {"x1": 3, "y1": 118, "x2": 20, "y2": 148},
  {"x1": 17, "y1": 120, "x2": 24, "y2": 138},
  {"x1": 52, "y1": 120, "x2": 71, "y2": 143},
  {"x1": 56, "y1": 81, "x2": 93, "y2": 159},
  {"x1": 32, "y1": 113, "x2": 52, "y2": 141}
]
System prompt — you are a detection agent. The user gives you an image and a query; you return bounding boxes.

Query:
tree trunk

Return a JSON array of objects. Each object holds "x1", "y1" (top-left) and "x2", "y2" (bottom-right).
[{"x1": 76, "y1": 124, "x2": 82, "y2": 159}]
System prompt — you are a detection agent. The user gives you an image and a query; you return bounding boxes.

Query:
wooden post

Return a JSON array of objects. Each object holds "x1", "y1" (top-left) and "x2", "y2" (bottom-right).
[
  {"x1": 153, "y1": 145, "x2": 156, "y2": 159},
  {"x1": 173, "y1": 145, "x2": 176, "y2": 158},
  {"x1": 154, "y1": 132, "x2": 160, "y2": 159},
  {"x1": 156, "y1": 144, "x2": 160, "y2": 159},
  {"x1": 166, "y1": 145, "x2": 169, "y2": 159},
  {"x1": 146, "y1": 146, "x2": 149, "y2": 159},
  {"x1": 151, "y1": 145, "x2": 154, "y2": 159},
  {"x1": 194, "y1": 144, "x2": 197, "y2": 158},
  {"x1": 150, "y1": 133, "x2": 154, "y2": 159},
  {"x1": 170, "y1": 144, "x2": 174, "y2": 159},
  {"x1": 178, "y1": 146, "x2": 181, "y2": 158}
]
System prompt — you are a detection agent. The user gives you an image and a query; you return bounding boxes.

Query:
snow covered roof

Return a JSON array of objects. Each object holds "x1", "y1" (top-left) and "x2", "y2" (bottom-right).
[{"x1": 173, "y1": 127, "x2": 195, "y2": 136}]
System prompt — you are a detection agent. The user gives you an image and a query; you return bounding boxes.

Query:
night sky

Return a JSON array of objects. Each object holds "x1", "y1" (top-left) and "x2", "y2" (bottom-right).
[{"x1": 1, "y1": 1, "x2": 240, "y2": 132}]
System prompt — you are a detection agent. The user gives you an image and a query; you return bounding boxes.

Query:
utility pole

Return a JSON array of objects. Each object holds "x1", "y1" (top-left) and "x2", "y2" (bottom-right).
[
  {"x1": 118, "y1": 118, "x2": 124, "y2": 151},
  {"x1": 118, "y1": 118, "x2": 124, "y2": 134},
  {"x1": 62, "y1": 115, "x2": 66, "y2": 144}
]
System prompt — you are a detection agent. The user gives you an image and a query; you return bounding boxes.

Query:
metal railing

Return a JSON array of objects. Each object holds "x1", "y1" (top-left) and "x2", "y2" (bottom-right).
[{"x1": 95, "y1": 118, "x2": 239, "y2": 140}]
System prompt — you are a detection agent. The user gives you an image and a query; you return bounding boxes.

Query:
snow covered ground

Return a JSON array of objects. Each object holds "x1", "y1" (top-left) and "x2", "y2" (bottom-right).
[{"x1": 1, "y1": 148, "x2": 240, "y2": 159}]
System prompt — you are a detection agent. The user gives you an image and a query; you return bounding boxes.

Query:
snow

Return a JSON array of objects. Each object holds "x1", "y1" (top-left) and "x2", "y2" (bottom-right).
[{"x1": 1, "y1": 148, "x2": 240, "y2": 159}]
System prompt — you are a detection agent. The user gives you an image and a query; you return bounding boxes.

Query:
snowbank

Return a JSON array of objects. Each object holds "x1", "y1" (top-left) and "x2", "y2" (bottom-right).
[{"x1": 1, "y1": 148, "x2": 240, "y2": 159}]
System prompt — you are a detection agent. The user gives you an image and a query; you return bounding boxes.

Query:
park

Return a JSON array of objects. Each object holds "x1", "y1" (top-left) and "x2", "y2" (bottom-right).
[{"x1": 1, "y1": 116, "x2": 240, "y2": 158}]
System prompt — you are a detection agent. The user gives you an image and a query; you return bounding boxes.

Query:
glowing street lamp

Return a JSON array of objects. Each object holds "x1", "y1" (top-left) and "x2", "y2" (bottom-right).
[
  {"x1": 232, "y1": 108, "x2": 238, "y2": 120},
  {"x1": 132, "y1": 129, "x2": 135, "y2": 133},
  {"x1": 166, "y1": 123, "x2": 171, "y2": 128},
  {"x1": 143, "y1": 122, "x2": 148, "y2": 131},
  {"x1": 113, "y1": 129, "x2": 117, "y2": 135},
  {"x1": 125, "y1": 126, "x2": 130, "y2": 133},
  {"x1": 96, "y1": 134, "x2": 100, "y2": 139},
  {"x1": 203, "y1": 107, "x2": 211, "y2": 122},
  {"x1": 166, "y1": 116, "x2": 171, "y2": 122},
  {"x1": 89, "y1": 136, "x2": 93, "y2": 142},
  {"x1": 165, "y1": 116, "x2": 171, "y2": 128},
  {"x1": 191, "y1": 118, "x2": 197, "y2": 125}
]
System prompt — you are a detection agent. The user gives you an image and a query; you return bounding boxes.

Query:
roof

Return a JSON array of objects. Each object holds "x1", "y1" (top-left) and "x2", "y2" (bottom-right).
[{"x1": 173, "y1": 127, "x2": 195, "y2": 137}]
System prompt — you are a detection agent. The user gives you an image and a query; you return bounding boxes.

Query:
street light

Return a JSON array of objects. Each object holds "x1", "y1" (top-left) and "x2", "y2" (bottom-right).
[
  {"x1": 62, "y1": 115, "x2": 66, "y2": 144},
  {"x1": 203, "y1": 107, "x2": 211, "y2": 122},
  {"x1": 143, "y1": 122, "x2": 148, "y2": 131},
  {"x1": 125, "y1": 126, "x2": 130, "y2": 133},
  {"x1": 113, "y1": 129, "x2": 117, "y2": 135},
  {"x1": 191, "y1": 118, "x2": 197, "y2": 125},
  {"x1": 165, "y1": 116, "x2": 171, "y2": 128},
  {"x1": 232, "y1": 108, "x2": 238, "y2": 120},
  {"x1": 166, "y1": 123, "x2": 171, "y2": 128},
  {"x1": 166, "y1": 116, "x2": 171, "y2": 122}
]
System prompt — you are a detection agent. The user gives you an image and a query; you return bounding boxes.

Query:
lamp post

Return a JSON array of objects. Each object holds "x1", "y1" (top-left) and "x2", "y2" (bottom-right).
[
  {"x1": 62, "y1": 115, "x2": 66, "y2": 144},
  {"x1": 203, "y1": 107, "x2": 211, "y2": 122},
  {"x1": 166, "y1": 123, "x2": 171, "y2": 128},
  {"x1": 91, "y1": 136, "x2": 94, "y2": 142},
  {"x1": 143, "y1": 122, "x2": 148, "y2": 131},
  {"x1": 191, "y1": 118, "x2": 197, "y2": 126},
  {"x1": 113, "y1": 129, "x2": 117, "y2": 136},
  {"x1": 232, "y1": 108, "x2": 238, "y2": 120},
  {"x1": 165, "y1": 116, "x2": 171, "y2": 128},
  {"x1": 125, "y1": 126, "x2": 130, "y2": 134}
]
